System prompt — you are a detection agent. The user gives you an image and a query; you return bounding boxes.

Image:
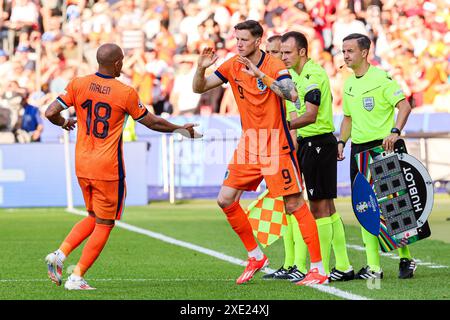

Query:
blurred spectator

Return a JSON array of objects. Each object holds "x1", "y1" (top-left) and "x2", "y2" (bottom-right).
[
  {"x1": 153, "y1": 20, "x2": 176, "y2": 64},
  {"x1": 332, "y1": 8, "x2": 368, "y2": 54},
  {"x1": 411, "y1": 52, "x2": 447, "y2": 107},
  {"x1": 0, "y1": 80, "x2": 26, "y2": 136},
  {"x1": 170, "y1": 55, "x2": 201, "y2": 115},
  {"x1": 0, "y1": 0, "x2": 447, "y2": 143},
  {"x1": 0, "y1": 49, "x2": 12, "y2": 83},
  {"x1": 115, "y1": 0, "x2": 145, "y2": 53},
  {"x1": 196, "y1": 84, "x2": 224, "y2": 115},
  {"x1": 7, "y1": 0, "x2": 39, "y2": 34},
  {"x1": 15, "y1": 93, "x2": 44, "y2": 143},
  {"x1": 144, "y1": 46, "x2": 174, "y2": 115}
]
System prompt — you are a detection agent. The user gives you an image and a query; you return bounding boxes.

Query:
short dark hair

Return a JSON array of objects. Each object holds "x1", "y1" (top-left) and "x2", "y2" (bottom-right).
[
  {"x1": 281, "y1": 31, "x2": 308, "y2": 52},
  {"x1": 267, "y1": 35, "x2": 282, "y2": 43},
  {"x1": 234, "y1": 20, "x2": 264, "y2": 38},
  {"x1": 342, "y1": 33, "x2": 371, "y2": 51}
]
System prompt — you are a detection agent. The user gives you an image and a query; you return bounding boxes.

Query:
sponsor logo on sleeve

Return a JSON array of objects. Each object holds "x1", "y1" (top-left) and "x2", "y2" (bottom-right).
[{"x1": 306, "y1": 84, "x2": 318, "y2": 92}]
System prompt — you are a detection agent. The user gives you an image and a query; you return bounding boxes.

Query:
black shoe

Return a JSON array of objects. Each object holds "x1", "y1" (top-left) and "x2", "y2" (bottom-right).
[
  {"x1": 399, "y1": 258, "x2": 416, "y2": 279},
  {"x1": 329, "y1": 267, "x2": 355, "y2": 282},
  {"x1": 354, "y1": 266, "x2": 383, "y2": 280},
  {"x1": 262, "y1": 266, "x2": 288, "y2": 279},
  {"x1": 286, "y1": 265, "x2": 306, "y2": 282}
]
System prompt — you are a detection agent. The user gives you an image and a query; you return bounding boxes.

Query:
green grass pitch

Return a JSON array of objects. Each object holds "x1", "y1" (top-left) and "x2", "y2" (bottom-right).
[{"x1": 0, "y1": 196, "x2": 449, "y2": 300}]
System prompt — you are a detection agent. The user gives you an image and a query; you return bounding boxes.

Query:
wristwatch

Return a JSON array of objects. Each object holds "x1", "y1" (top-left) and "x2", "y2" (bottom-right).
[
  {"x1": 391, "y1": 127, "x2": 401, "y2": 135},
  {"x1": 337, "y1": 140, "x2": 346, "y2": 147}
]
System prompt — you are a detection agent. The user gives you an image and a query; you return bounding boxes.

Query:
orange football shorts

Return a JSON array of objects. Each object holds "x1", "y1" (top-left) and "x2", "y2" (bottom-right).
[
  {"x1": 223, "y1": 149, "x2": 303, "y2": 197},
  {"x1": 77, "y1": 177, "x2": 126, "y2": 220}
]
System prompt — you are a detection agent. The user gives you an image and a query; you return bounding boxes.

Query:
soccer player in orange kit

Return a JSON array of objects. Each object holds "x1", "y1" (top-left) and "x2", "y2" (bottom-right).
[
  {"x1": 192, "y1": 20, "x2": 328, "y2": 285},
  {"x1": 45, "y1": 43, "x2": 201, "y2": 290}
]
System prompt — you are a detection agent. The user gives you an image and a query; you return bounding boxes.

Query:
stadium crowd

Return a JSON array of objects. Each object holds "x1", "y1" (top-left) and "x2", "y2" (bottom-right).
[{"x1": 0, "y1": 0, "x2": 448, "y2": 143}]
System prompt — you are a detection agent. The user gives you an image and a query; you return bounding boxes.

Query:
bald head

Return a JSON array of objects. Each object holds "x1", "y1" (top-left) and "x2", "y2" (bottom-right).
[
  {"x1": 96, "y1": 43, "x2": 124, "y2": 77},
  {"x1": 96, "y1": 43, "x2": 123, "y2": 66}
]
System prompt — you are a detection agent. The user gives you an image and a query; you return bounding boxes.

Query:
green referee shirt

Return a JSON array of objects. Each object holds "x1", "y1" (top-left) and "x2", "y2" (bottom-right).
[
  {"x1": 286, "y1": 59, "x2": 334, "y2": 138},
  {"x1": 343, "y1": 65, "x2": 405, "y2": 144}
]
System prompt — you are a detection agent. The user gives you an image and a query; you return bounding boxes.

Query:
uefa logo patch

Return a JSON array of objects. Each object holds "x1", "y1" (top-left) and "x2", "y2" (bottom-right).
[{"x1": 362, "y1": 97, "x2": 375, "y2": 111}]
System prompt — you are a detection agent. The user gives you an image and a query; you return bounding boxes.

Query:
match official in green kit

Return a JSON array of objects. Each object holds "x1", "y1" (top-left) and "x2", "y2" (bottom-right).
[
  {"x1": 337, "y1": 33, "x2": 416, "y2": 279},
  {"x1": 282, "y1": 31, "x2": 354, "y2": 282}
]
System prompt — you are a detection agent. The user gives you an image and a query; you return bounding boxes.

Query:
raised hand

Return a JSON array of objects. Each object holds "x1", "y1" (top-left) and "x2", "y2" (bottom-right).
[
  {"x1": 197, "y1": 47, "x2": 219, "y2": 69},
  {"x1": 236, "y1": 56, "x2": 264, "y2": 78}
]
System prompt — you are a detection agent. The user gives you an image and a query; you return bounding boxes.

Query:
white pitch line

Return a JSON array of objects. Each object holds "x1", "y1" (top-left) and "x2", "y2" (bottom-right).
[
  {"x1": 346, "y1": 244, "x2": 448, "y2": 269},
  {"x1": 67, "y1": 208, "x2": 369, "y2": 300},
  {"x1": 0, "y1": 278, "x2": 237, "y2": 283}
]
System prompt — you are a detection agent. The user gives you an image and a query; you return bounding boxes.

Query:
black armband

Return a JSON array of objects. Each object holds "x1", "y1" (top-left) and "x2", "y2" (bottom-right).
[
  {"x1": 337, "y1": 140, "x2": 346, "y2": 147},
  {"x1": 304, "y1": 88, "x2": 321, "y2": 106}
]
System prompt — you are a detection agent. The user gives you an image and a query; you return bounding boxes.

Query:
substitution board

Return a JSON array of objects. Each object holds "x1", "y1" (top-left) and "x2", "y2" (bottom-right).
[{"x1": 352, "y1": 139, "x2": 434, "y2": 252}]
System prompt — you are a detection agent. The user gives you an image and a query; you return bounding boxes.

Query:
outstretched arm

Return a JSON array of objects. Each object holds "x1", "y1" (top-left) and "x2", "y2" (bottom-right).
[
  {"x1": 236, "y1": 56, "x2": 298, "y2": 102},
  {"x1": 138, "y1": 112, "x2": 202, "y2": 139}
]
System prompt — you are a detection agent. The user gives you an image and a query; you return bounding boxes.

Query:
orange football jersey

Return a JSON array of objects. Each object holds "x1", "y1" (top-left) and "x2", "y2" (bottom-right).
[
  {"x1": 57, "y1": 72, "x2": 148, "y2": 180},
  {"x1": 214, "y1": 51, "x2": 294, "y2": 156}
]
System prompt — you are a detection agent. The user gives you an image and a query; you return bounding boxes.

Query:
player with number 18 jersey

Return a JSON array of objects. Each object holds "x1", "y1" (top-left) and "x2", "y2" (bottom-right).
[
  {"x1": 57, "y1": 72, "x2": 148, "y2": 220},
  {"x1": 57, "y1": 73, "x2": 148, "y2": 181}
]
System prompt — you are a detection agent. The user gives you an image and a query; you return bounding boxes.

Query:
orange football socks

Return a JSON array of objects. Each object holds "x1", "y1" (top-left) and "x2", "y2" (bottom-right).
[
  {"x1": 292, "y1": 203, "x2": 322, "y2": 263},
  {"x1": 73, "y1": 223, "x2": 114, "y2": 277},
  {"x1": 59, "y1": 215, "x2": 96, "y2": 257},
  {"x1": 223, "y1": 202, "x2": 258, "y2": 252}
]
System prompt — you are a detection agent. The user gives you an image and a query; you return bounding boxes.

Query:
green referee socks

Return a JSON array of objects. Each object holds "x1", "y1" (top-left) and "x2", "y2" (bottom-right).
[
  {"x1": 291, "y1": 215, "x2": 308, "y2": 274},
  {"x1": 283, "y1": 214, "x2": 295, "y2": 269},
  {"x1": 283, "y1": 215, "x2": 308, "y2": 273},
  {"x1": 361, "y1": 227, "x2": 381, "y2": 272},
  {"x1": 398, "y1": 245, "x2": 412, "y2": 260},
  {"x1": 330, "y1": 212, "x2": 351, "y2": 272},
  {"x1": 316, "y1": 216, "x2": 333, "y2": 275}
]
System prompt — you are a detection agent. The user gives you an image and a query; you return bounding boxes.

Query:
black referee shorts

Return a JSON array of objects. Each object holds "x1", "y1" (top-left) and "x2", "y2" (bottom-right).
[
  {"x1": 350, "y1": 139, "x2": 384, "y2": 187},
  {"x1": 297, "y1": 132, "x2": 337, "y2": 200}
]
